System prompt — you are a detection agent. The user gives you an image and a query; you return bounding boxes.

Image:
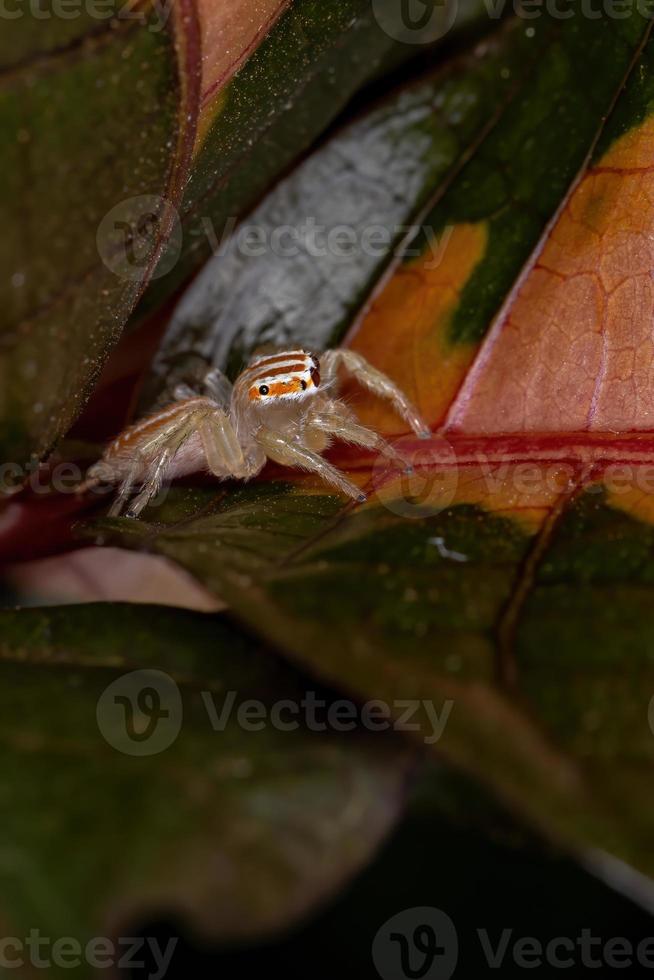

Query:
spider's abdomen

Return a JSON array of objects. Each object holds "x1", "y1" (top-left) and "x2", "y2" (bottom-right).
[{"x1": 236, "y1": 350, "x2": 320, "y2": 403}]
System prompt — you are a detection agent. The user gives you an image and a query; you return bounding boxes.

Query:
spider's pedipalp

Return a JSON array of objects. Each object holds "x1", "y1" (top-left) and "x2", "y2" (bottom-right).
[{"x1": 199, "y1": 408, "x2": 259, "y2": 479}]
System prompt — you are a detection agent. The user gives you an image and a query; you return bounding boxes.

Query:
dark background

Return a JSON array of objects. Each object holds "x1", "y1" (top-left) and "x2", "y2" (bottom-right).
[{"x1": 128, "y1": 764, "x2": 654, "y2": 979}]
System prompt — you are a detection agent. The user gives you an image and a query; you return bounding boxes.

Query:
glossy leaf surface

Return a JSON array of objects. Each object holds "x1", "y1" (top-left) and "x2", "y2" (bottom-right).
[
  {"x1": 0, "y1": 603, "x2": 411, "y2": 947},
  {"x1": 0, "y1": 1, "x2": 199, "y2": 467}
]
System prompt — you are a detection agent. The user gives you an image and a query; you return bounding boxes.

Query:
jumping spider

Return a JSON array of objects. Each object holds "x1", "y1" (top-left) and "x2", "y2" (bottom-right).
[{"x1": 82, "y1": 348, "x2": 430, "y2": 518}]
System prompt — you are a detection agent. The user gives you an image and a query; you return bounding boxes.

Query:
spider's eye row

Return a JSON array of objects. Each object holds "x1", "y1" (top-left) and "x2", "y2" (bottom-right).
[{"x1": 259, "y1": 384, "x2": 269, "y2": 396}]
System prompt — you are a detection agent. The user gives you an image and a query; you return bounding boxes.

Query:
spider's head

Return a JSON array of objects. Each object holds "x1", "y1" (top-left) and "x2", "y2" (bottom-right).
[{"x1": 242, "y1": 350, "x2": 321, "y2": 406}]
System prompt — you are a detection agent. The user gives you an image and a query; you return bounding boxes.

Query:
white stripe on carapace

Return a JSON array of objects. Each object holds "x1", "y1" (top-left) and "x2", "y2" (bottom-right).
[
  {"x1": 242, "y1": 352, "x2": 311, "y2": 379},
  {"x1": 238, "y1": 350, "x2": 321, "y2": 402}
]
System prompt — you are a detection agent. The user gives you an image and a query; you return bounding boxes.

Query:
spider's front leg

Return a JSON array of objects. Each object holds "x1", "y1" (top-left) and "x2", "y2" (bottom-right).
[
  {"x1": 256, "y1": 427, "x2": 366, "y2": 502},
  {"x1": 321, "y1": 349, "x2": 430, "y2": 438},
  {"x1": 305, "y1": 398, "x2": 413, "y2": 473}
]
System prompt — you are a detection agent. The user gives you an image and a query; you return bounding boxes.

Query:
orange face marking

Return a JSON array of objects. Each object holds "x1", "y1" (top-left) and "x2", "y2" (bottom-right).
[
  {"x1": 248, "y1": 376, "x2": 313, "y2": 401},
  {"x1": 244, "y1": 350, "x2": 319, "y2": 402}
]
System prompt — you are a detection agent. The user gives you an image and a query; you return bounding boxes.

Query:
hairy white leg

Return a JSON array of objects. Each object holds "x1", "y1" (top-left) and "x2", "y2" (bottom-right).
[
  {"x1": 133, "y1": 404, "x2": 217, "y2": 460},
  {"x1": 125, "y1": 448, "x2": 173, "y2": 518},
  {"x1": 203, "y1": 367, "x2": 233, "y2": 409},
  {"x1": 257, "y1": 427, "x2": 365, "y2": 502},
  {"x1": 307, "y1": 401, "x2": 413, "y2": 473},
  {"x1": 118, "y1": 408, "x2": 209, "y2": 518},
  {"x1": 199, "y1": 409, "x2": 256, "y2": 479},
  {"x1": 321, "y1": 349, "x2": 430, "y2": 438},
  {"x1": 108, "y1": 459, "x2": 143, "y2": 517}
]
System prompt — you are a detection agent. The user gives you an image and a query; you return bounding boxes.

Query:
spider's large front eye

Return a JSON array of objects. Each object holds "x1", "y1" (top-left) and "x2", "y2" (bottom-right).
[{"x1": 259, "y1": 385, "x2": 269, "y2": 396}]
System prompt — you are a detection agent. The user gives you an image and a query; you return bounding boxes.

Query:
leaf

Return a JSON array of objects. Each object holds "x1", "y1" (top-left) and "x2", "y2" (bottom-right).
[
  {"x1": 141, "y1": 0, "x2": 490, "y2": 311},
  {"x1": 87, "y1": 7, "x2": 654, "y2": 899},
  {"x1": 445, "y1": 60, "x2": 654, "y2": 432},
  {"x1": 0, "y1": 1, "x2": 201, "y2": 467},
  {"x1": 0, "y1": 602, "x2": 412, "y2": 947},
  {"x1": 146, "y1": 14, "x2": 529, "y2": 394}
]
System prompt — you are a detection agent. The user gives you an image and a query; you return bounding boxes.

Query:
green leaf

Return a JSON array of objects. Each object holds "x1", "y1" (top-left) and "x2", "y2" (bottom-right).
[
  {"x1": 0, "y1": 603, "x2": 412, "y2": 949},
  {"x1": 0, "y1": 2, "x2": 199, "y2": 467}
]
